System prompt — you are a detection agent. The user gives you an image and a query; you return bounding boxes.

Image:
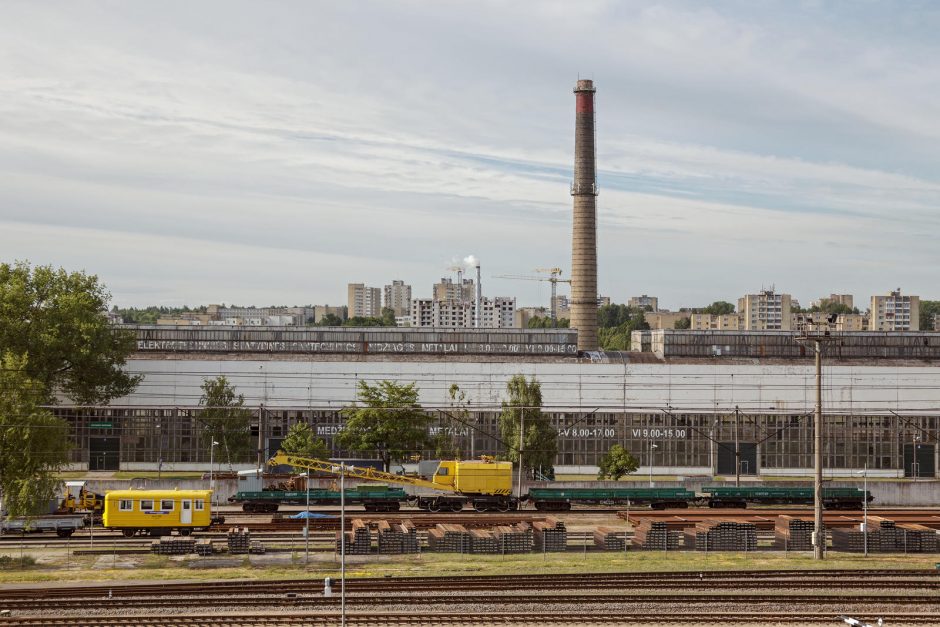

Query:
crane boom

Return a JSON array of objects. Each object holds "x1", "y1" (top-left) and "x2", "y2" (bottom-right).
[{"x1": 268, "y1": 451, "x2": 452, "y2": 492}]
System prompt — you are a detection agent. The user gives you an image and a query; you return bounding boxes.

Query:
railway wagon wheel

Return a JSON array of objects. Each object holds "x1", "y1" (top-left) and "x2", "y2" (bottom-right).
[
  {"x1": 56, "y1": 528, "x2": 75, "y2": 538},
  {"x1": 122, "y1": 529, "x2": 136, "y2": 538},
  {"x1": 179, "y1": 528, "x2": 193, "y2": 536}
]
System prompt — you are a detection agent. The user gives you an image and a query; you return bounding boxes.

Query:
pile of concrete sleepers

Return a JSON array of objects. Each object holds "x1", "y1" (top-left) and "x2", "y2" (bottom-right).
[
  {"x1": 468, "y1": 529, "x2": 500, "y2": 553},
  {"x1": 831, "y1": 517, "x2": 939, "y2": 553},
  {"x1": 427, "y1": 524, "x2": 471, "y2": 552},
  {"x1": 195, "y1": 539, "x2": 214, "y2": 556},
  {"x1": 494, "y1": 523, "x2": 533, "y2": 554},
  {"x1": 150, "y1": 536, "x2": 195, "y2": 555},
  {"x1": 336, "y1": 519, "x2": 372, "y2": 555},
  {"x1": 377, "y1": 519, "x2": 419, "y2": 554},
  {"x1": 594, "y1": 527, "x2": 626, "y2": 551},
  {"x1": 775, "y1": 515, "x2": 815, "y2": 551},
  {"x1": 533, "y1": 517, "x2": 567, "y2": 552},
  {"x1": 631, "y1": 520, "x2": 679, "y2": 550},
  {"x1": 227, "y1": 527, "x2": 251, "y2": 554},
  {"x1": 685, "y1": 520, "x2": 757, "y2": 551}
]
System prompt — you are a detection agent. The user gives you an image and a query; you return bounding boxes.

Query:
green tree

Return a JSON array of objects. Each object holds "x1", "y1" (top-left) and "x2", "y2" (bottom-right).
[
  {"x1": 920, "y1": 300, "x2": 940, "y2": 331},
  {"x1": 702, "y1": 301, "x2": 735, "y2": 315},
  {"x1": 674, "y1": 316, "x2": 691, "y2": 329},
  {"x1": 197, "y1": 376, "x2": 253, "y2": 469},
  {"x1": 527, "y1": 316, "x2": 570, "y2": 329},
  {"x1": 337, "y1": 380, "x2": 433, "y2": 471},
  {"x1": 0, "y1": 261, "x2": 141, "y2": 404},
  {"x1": 279, "y1": 422, "x2": 329, "y2": 470},
  {"x1": 598, "y1": 311, "x2": 650, "y2": 351},
  {"x1": 597, "y1": 445, "x2": 640, "y2": 480},
  {"x1": 317, "y1": 313, "x2": 344, "y2": 327},
  {"x1": 380, "y1": 307, "x2": 397, "y2": 326},
  {"x1": 0, "y1": 352, "x2": 71, "y2": 517},
  {"x1": 498, "y1": 375, "x2": 557, "y2": 474}
]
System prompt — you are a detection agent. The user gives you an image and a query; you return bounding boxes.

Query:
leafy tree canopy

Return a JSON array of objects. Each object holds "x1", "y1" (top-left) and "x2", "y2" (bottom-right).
[
  {"x1": 0, "y1": 352, "x2": 71, "y2": 517},
  {"x1": 498, "y1": 374, "x2": 557, "y2": 473},
  {"x1": 597, "y1": 444, "x2": 640, "y2": 480},
  {"x1": 527, "y1": 316, "x2": 570, "y2": 329},
  {"x1": 0, "y1": 261, "x2": 141, "y2": 404},
  {"x1": 316, "y1": 313, "x2": 344, "y2": 327},
  {"x1": 198, "y1": 376, "x2": 253, "y2": 469},
  {"x1": 809, "y1": 302, "x2": 858, "y2": 315},
  {"x1": 920, "y1": 300, "x2": 940, "y2": 331},
  {"x1": 279, "y1": 422, "x2": 329, "y2": 470},
  {"x1": 337, "y1": 380, "x2": 433, "y2": 471},
  {"x1": 702, "y1": 301, "x2": 736, "y2": 315},
  {"x1": 674, "y1": 317, "x2": 691, "y2": 329}
]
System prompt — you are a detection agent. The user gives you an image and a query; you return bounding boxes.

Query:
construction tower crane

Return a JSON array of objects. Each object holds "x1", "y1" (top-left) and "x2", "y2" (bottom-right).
[
  {"x1": 268, "y1": 451, "x2": 516, "y2": 512},
  {"x1": 492, "y1": 268, "x2": 571, "y2": 326}
]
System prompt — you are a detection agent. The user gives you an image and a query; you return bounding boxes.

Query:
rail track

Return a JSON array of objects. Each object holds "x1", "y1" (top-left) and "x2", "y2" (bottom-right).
[{"x1": 4, "y1": 612, "x2": 939, "y2": 626}]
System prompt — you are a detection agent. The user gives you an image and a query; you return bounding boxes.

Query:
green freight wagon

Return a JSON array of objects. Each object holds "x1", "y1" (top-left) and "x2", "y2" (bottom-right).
[
  {"x1": 527, "y1": 487, "x2": 696, "y2": 511},
  {"x1": 701, "y1": 486, "x2": 871, "y2": 509}
]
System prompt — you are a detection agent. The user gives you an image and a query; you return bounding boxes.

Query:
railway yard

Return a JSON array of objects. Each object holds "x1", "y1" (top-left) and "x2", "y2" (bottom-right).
[{"x1": 2, "y1": 506, "x2": 940, "y2": 626}]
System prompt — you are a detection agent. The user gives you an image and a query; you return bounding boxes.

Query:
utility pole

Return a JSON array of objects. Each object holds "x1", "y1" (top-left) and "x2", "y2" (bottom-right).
[
  {"x1": 517, "y1": 407, "x2": 525, "y2": 504},
  {"x1": 796, "y1": 330, "x2": 835, "y2": 561},
  {"x1": 257, "y1": 404, "x2": 265, "y2": 471},
  {"x1": 734, "y1": 406, "x2": 741, "y2": 487}
]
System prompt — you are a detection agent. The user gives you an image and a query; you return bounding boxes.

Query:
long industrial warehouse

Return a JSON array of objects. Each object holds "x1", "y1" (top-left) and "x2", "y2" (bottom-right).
[{"x1": 53, "y1": 326, "x2": 940, "y2": 478}]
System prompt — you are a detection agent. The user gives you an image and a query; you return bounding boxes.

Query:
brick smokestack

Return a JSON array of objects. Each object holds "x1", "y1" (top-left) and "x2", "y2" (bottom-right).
[{"x1": 571, "y1": 79, "x2": 598, "y2": 351}]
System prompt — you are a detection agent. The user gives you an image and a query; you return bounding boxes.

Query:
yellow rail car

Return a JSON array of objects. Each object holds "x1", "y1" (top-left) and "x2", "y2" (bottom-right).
[{"x1": 102, "y1": 489, "x2": 215, "y2": 537}]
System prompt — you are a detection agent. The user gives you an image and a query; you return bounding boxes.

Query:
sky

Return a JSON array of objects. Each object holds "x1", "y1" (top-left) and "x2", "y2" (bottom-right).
[{"x1": 1, "y1": 1, "x2": 938, "y2": 311}]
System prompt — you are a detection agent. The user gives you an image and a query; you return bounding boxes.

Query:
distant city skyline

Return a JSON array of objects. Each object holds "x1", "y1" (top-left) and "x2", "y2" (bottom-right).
[{"x1": 1, "y1": 2, "x2": 938, "y2": 309}]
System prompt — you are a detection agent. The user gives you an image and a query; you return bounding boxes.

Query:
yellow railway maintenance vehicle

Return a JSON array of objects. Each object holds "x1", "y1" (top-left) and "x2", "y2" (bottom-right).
[
  {"x1": 102, "y1": 489, "x2": 218, "y2": 537},
  {"x1": 269, "y1": 452, "x2": 516, "y2": 512}
]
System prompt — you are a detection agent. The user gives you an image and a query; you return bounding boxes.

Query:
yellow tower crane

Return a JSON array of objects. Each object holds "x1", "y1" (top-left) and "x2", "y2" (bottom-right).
[
  {"x1": 268, "y1": 451, "x2": 516, "y2": 512},
  {"x1": 492, "y1": 268, "x2": 571, "y2": 326}
]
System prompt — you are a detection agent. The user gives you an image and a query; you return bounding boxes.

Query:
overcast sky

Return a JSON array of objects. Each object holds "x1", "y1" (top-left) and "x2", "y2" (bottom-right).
[{"x1": 1, "y1": 1, "x2": 938, "y2": 310}]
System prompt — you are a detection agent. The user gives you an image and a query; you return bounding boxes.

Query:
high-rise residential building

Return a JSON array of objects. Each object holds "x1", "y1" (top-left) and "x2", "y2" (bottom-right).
[
  {"x1": 383, "y1": 280, "x2": 412, "y2": 316},
  {"x1": 738, "y1": 288, "x2": 792, "y2": 330},
  {"x1": 691, "y1": 314, "x2": 743, "y2": 331},
  {"x1": 628, "y1": 295, "x2": 659, "y2": 311},
  {"x1": 410, "y1": 297, "x2": 515, "y2": 328},
  {"x1": 597, "y1": 295, "x2": 611, "y2": 307},
  {"x1": 347, "y1": 283, "x2": 381, "y2": 318},
  {"x1": 552, "y1": 295, "x2": 571, "y2": 320},
  {"x1": 792, "y1": 312, "x2": 865, "y2": 332},
  {"x1": 645, "y1": 312, "x2": 690, "y2": 330},
  {"x1": 433, "y1": 277, "x2": 475, "y2": 303},
  {"x1": 870, "y1": 289, "x2": 919, "y2": 331}
]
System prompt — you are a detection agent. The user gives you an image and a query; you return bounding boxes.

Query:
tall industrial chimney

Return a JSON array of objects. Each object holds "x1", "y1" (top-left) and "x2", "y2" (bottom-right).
[
  {"x1": 571, "y1": 79, "x2": 599, "y2": 351},
  {"x1": 475, "y1": 264, "x2": 482, "y2": 328}
]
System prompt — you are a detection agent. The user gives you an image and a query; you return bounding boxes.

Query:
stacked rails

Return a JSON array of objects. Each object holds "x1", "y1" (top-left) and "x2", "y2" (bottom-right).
[
  {"x1": 631, "y1": 520, "x2": 680, "y2": 550},
  {"x1": 494, "y1": 522, "x2": 533, "y2": 554},
  {"x1": 195, "y1": 539, "x2": 214, "y2": 556},
  {"x1": 831, "y1": 517, "x2": 939, "y2": 553},
  {"x1": 685, "y1": 520, "x2": 757, "y2": 551},
  {"x1": 468, "y1": 529, "x2": 500, "y2": 554},
  {"x1": 150, "y1": 536, "x2": 195, "y2": 555},
  {"x1": 227, "y1": 527, "x2": 251, "y2": 554},
  {"x1": 376, "y1": 520, "x2": 419, "y2": 554},
  {"x1": 336, "y1": 519, "x2": 371, "y2": 555},
  {"x1": 594, "y1": 527, "x2": 626, "y2": 551},
  {"x1": 775, "y1": 515, "x2": 815, "y2": 551},
  {"x1": 427, "y1": 524, "x2": 471, "y2": 553},
  {"x1": 533, "y1": 517, "x2": 568, "y2": 552}
]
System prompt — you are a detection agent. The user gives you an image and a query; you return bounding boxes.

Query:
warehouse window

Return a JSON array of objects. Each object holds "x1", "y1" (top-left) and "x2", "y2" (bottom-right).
[
  {"x1": 119, "y1": 500, "x2": 133, "y2": 511},
  {"x1": 140, "y1": 499, "x2": 154, "y2": 511},
  {"x1": 161, "y1": 500, "x2": 174, "y2": 511},
  {"x1": 195, "y1": 500, "x2": 205, "y2": 511}
]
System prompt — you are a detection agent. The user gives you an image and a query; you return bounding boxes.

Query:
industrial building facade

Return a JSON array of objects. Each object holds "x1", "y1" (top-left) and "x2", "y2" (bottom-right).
[{"x1": 52, "y1": 326, "x2": 940, "y2": 479}]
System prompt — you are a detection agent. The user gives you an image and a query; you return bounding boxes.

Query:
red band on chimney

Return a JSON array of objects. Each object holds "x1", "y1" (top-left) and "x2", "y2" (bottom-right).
[{"x1": 576, "y1": 93, "x2": 593, "y2": 113}]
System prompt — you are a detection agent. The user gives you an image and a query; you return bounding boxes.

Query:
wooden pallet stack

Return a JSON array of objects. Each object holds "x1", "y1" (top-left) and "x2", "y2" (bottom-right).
[
  {"x1": 376, "y1": 520, "x2": 420, "y2": 554},
  {"x1": 533, "y1": 517, "x2": 567, "y2": 552},
  {"x1": 494, "y1": 523, "x2": 533, "y2": 554},
  {"x1": 631, "y1": 520, "x2": 679, "y2": 550},
  {"x1": 227, "y1": 527, "x2": 252, "y2": 554},
  {"x1": 336, "y1": 518, "x2": 372, "y2": 555},
  {"x1": 686, "y1": 521, "x2": 757, "y2": 551},
  {"x1": 469, "y1": 529, "x2": 500, "y2": 554},
  {"x1": 195, "y1": 539, "x2": 214, "y2": 556},
  {"x1": 774, "y1": 515, "x2": 815, "y2": 551},
  {"x1": 594, "y1": 527, "x2": 626, "y2": 551},
  {"x1": 427, "y1": 523, "x2": 471, "y2": 552},
  {"x1": 150, "y1": 536, "x2": 196, "y2": 555}
]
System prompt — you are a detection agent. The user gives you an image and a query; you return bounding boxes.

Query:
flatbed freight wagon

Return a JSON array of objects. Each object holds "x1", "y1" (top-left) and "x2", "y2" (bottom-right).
[
  {"x1": 527, "y1": 487, "x2": 696, "y2": 511},
  {"x1": 701, "y1": 486, "x2": 872, "y2": 509},
  {"x1": 0, "y1": 514, "x2": 85, "y2": 537}
]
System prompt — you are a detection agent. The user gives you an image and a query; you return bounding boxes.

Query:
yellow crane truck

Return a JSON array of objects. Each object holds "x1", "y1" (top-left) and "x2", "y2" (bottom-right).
[{"x1": 268, "y1": 452, "x2": 516, "y2": 512}]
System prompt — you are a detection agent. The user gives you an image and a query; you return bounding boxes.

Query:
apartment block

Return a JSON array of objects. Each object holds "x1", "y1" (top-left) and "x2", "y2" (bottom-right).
[
  {"x1": 738, "y1": 289, "x2": 792, "y2": 330},
  {"x1": 347, "y1": 283, "x2": 382, "y2": 318},
  {"x1": 313, "y1": 305, "x2": 346, "y2": 323},
  {"x1": 813, "y1": 293, "x2": 854, "y2": 310},
  {"x1": 628, "y1": 295, "x2": 659, "y2": 311},
  {"x1": 383, "y1": 280, "x2": 412, "y2": 316},
  {"x1": 792, "y1": 312, "x2": 865, "y2": 332},
  {"x1": 870, "y1": 289, "x2": 919, "y2": 331},
  {"x1": 433, "y1": 277, "x2": 475, "y2": 303},
  {"x1": 552, "y1": 295, "x2": 571, "y2": 320},
  {"x1": 645, "y1": 311, "x2": 690, "y2": 330},
  {"x1": 690, "y1": 313, "x2": 743, "y2": 331},
  {"x1": 410, "y1": 297, "x2": 515, "y2": 328}
]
